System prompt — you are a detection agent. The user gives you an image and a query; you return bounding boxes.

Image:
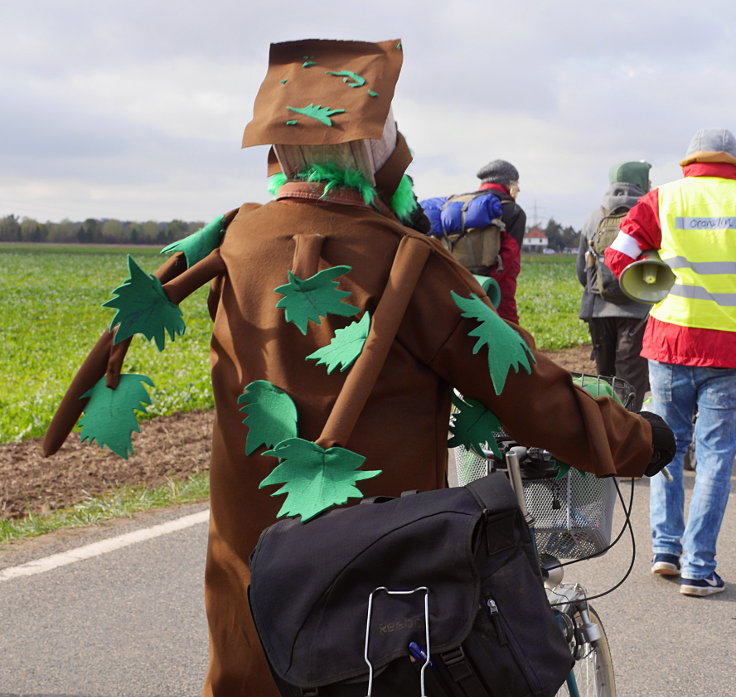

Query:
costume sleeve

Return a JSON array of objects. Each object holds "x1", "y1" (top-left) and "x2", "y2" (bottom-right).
[
  {"x1": 604, "y1": 189, "x2": 661, "y2": 277},
  {"x1": 42, "y1": 209, "x2": 238, "y2": 457},
  {"x1": 399, "y1": 243, "x2": 653, "y2": 478}
]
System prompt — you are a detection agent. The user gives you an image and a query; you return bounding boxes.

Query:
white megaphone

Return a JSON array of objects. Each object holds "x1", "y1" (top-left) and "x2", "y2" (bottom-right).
[{"x1": 619, "y1": 250, "x2": 676, "y2": 304}]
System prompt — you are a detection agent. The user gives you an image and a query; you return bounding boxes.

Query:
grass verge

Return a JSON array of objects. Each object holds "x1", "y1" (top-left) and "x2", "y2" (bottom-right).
[{"x1": 0, "y1": 473, "x2": 210, "y2": 546}]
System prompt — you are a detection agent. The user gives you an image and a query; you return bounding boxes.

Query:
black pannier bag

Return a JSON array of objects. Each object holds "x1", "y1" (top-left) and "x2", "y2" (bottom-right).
[{"x1": 249, "y1": 471, "x2": 574, "y2": 697}]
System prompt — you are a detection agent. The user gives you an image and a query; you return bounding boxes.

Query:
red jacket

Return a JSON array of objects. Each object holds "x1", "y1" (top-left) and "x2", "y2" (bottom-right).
[{"x1": 604, "y1": 162, "x2": 736, "y2": 367}]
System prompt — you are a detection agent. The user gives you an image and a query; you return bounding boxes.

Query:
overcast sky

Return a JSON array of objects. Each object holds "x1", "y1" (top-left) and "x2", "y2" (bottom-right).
[{"x1": 2, "y1": 0, "x2": 735, "y2": 229}]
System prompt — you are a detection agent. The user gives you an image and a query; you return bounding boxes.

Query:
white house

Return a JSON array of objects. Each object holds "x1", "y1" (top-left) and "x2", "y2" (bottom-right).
[{"x1": 522, "y1": 226, "x2": 548, "y2": 253}]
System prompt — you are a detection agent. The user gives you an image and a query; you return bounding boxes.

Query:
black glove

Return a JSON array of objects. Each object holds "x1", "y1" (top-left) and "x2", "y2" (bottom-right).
[{"x1": 639, "y1": 411, "x2": 676, "y2": 476}]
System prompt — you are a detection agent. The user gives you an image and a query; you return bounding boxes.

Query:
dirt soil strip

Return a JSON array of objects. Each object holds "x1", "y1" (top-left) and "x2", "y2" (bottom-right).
[{"x1": 0, "y1": 346, "x2": 595, "y2": 521}]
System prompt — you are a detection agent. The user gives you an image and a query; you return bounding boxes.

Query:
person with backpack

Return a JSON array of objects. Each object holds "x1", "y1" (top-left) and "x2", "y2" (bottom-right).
[
  {"x1": 420, "y1": 160, "x2": 526, "y2": 324},
  {"x1": 576, "y1": 161, "x2": 652, "y2": 410},
  {"x1": 605, "y1": 128, "x2": 736, "y2": 597},
  {"x1": 473, "y1": 160, "x2": 527, "y2": 324}
]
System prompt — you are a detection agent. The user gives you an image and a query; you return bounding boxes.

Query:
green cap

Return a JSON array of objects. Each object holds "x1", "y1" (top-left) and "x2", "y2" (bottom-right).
[{"x1": 608, "y1": 161, "x2": 651, "y2": 193}]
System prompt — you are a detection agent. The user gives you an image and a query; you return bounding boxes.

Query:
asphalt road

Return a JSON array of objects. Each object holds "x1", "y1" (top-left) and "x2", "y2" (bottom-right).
[{"x1": 0, "y1": 472, "x2": 734, "y2": 697}]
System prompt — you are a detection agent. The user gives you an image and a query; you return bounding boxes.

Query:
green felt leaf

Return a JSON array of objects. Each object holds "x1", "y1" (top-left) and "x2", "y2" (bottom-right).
[
  {"x1": 451, "y1": 291, "x2": 536, "y2": 395},
  {"x1": 260, "y1": 438, "x2": 381, "y2": 522},
  {"x1": 325, "y1": 70, "x2": 366, "y2": 88},
  {"x1": 274, "y1": 265, "x2": 359, "y2": 335},
  {"x1": 572, "y1": 375, "x2": 622, "y2": 403},
  {"x1": 306, "y1": 312, "x2": 370, "y2": 373},
  {"x1": 286, "y1": 104, "x2": 346, "y2": 126},
  {"x1": 103, "y1": 255, "x2": 185, "y2": 351},
  {"x1": 237, "y1": 380, "x2": 298, "y2": 455},
  {"x1": 160, "y1": 215, "x2": 226, "y2": 268},
  {"x1": 79, "y1": 374, "x2": 154, "y2": 459},
  {"x1": 550, "y1": 458, "x2": 573, "y2": 479},
  {"x1": 448, "y1": 394, "x2": 503, "y2": 458}
]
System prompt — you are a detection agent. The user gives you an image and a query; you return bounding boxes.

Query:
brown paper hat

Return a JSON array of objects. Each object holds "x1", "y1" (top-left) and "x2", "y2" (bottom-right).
[{"x1": 242, "y1": 38, "x2": 404, "y2": 149}]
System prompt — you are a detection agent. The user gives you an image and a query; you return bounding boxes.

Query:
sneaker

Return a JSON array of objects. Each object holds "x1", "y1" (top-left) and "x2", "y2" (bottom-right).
[
  {"x1": 651, "y1": 553, "x2": 681, "y2": 576},
  {"x1": 680, "y1": 572, "x2": 725, "y2": 597}
]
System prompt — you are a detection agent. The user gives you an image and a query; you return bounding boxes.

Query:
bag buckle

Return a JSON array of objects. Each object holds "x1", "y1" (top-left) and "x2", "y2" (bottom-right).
[
  {"x1": 364, "y1": 586, "x2": 431, "y2": 697},
  {"x1": 440, "y1": 646, "x2": 474, "y2": 682}
]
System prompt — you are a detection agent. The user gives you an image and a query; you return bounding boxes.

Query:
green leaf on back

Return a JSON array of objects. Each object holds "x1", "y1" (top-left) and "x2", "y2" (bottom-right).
[
  {"x1": 237, "y1": 380, "x2": 298, "y2": 455},
  {"x1": 260, "y1": 438, "x2": 381, "y2": 522},
  {"x1": 79, "y1": 374, "x2": 154, "y2": 459},
  {"x1": 448, "y1": 393, "x2": 503, "y2": 458},
  {"x1": 274, "y1": 265, "x2": 359, "y2": 335},
  {"x1": 451, "y1": 291, "x2": 536, "y2": 395},
  {"x1": 306, "y1": 312, "x2": 371, "y2": 373},
  {"x1": 286, "y1": 104, "x2": 346, "y2": 126},
  {"x1": 103, "y1": 255, "x2": 185, "y2": 351},
  {"x1": 160, "y1": 215, "x2": 226, "y2": 268}
]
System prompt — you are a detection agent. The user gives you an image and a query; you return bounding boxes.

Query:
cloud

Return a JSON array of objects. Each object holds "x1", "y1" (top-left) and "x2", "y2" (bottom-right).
[{"x1": 2, "y1": 0, "x2": 735, "y2": 225}]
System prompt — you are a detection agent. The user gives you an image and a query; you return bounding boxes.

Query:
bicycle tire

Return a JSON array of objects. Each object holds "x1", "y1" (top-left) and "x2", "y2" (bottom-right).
[{"x1": 556, "y1": 605, "x2": 616, "y2": 697}]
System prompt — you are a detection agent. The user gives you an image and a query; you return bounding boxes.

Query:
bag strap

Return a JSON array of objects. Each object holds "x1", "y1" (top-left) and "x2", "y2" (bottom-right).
[
  {"x1": 316, "y1": 236, "x2": 431, "y2": 449},
  {"x1": 465, "y1": 470, "x2": 519, "y2": 513}
]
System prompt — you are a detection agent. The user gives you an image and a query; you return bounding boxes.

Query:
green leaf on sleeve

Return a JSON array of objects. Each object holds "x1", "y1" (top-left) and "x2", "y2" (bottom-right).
[
  {"x1": 274, "y1": 265, "x2": 360, "y2": 335},
  {"x1": 572, "y1": 375, "x2": 623, "y2": 403},
  {"x1": 103, "y1": 255, "x2": 185, "y2": 351},
  {"x1": 160, "y1": 215, "x2": 226, "y2": 268},
  {"x1": 78, "y1": 374, "x2": 154, "y2": 459},
  {"x1": 237, "y1": 380, "x2": 299, "y2": 455},
  {"x1": 259, "y1": 438, "x2": 381, "y2": 522},
  {"x1": 306, "y1": 312, "x2": 371, "y2": 373},
  {"x1": 451, "y1": 291, "x2": 536, "y2": 395},
  {"x1": 448, "y1": 393, "x2": 503, "y2": 458}
]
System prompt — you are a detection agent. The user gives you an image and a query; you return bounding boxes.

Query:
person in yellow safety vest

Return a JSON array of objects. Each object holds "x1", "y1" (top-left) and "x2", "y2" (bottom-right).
[{"x1": 605, "y1": 128, "x2": 736, "y2": 597}]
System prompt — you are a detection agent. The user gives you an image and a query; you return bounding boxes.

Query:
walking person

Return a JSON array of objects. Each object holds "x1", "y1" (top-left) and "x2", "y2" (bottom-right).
[
  {"x1": 419, "y1": 160, "x2": 526, "y2": 324},
  {"x1": 474, "y1": 159, "x2": 527, "y2": 324},
  {"x1": 577, "y1": 161, "x2": 652, "y2": 410},
  {"x1": 606, "y1": 127, "x2": 736, "y2": 596}
]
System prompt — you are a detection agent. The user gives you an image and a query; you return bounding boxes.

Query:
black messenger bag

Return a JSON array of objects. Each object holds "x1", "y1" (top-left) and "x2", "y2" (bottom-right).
[{"x1": 249, "y1": 471, "x2": 574, "y2": 697}]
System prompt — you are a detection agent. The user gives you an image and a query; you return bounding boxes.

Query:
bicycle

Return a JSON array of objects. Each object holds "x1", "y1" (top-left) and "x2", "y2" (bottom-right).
[{"x1": 453, "y1": 374, "x2": 640, "y2": 697}]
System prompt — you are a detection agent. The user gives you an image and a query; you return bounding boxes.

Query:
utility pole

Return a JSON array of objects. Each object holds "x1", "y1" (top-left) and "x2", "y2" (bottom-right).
[{"x1": 531, "y1": 201, "x2": 545, "y2": 229}]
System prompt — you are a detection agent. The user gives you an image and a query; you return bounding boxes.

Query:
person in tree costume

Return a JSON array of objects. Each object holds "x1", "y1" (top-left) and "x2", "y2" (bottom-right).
[{"x1": 43, "y1": 39, "x2": 673, "y2": 696}]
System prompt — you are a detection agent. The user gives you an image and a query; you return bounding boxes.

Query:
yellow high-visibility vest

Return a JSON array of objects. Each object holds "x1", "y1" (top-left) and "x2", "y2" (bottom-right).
[{"x1": 652, "y1": 177, "x2": 736, "y2": 331}]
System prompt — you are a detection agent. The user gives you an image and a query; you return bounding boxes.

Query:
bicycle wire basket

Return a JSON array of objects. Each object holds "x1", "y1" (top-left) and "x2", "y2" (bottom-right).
[{"x1": 453, "y1": 373, "x2": 635, "y2": 560}]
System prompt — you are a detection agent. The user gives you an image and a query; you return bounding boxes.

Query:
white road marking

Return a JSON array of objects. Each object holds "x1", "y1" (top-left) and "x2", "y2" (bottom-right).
[{"x1": 0, "y1": 508, "x2": 210, "y2": 583}]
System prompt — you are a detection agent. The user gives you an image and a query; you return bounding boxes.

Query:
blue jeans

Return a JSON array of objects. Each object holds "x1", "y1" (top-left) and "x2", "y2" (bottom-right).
[{"x1": 648, "y1": 360, "x2": 736, "y2": 579}]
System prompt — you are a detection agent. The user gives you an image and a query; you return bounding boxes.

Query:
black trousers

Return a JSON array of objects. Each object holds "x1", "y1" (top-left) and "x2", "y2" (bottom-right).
[{"x1": 587, "y1": 316, "x2": 649, "y2": 411}]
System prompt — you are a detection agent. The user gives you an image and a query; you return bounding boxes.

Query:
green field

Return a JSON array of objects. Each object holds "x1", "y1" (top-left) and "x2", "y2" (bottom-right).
[{"x1": 0, "y1": 245, "x2": 587, "y2": 445}]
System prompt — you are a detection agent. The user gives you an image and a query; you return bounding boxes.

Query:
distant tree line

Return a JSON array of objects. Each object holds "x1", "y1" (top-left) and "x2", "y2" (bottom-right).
[
  {"x1": 538, "y1": 218, "x2": 581, "y2": 252},
  {"x1": 526, "y1": 218, "x2": 580, "y2": 252},
  {"x1": 0, "y1": 214, "x2": 205, "y2": 245}
]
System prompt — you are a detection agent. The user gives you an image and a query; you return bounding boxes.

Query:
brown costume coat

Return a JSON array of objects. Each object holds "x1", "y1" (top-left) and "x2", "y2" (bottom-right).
[{"x1": 45, "y1": 184, "x2": 653, "y2": 696}]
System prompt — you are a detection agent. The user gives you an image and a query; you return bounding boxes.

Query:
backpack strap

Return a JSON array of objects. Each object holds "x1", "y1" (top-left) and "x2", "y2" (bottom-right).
[{"x1": 316, "y1": 236, "x2": 431, "y2": 449}]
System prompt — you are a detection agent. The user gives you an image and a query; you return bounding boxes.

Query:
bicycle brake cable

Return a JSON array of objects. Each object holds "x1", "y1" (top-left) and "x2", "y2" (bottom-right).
[{"x1": 548, "y1": 476, "x2": 637, "y2": 605}]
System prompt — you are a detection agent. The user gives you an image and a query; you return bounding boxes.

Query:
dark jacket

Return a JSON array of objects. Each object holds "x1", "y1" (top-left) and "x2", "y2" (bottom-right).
[{"x1": 577, "y1": 182, "x2": 650, "y2": 320}]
